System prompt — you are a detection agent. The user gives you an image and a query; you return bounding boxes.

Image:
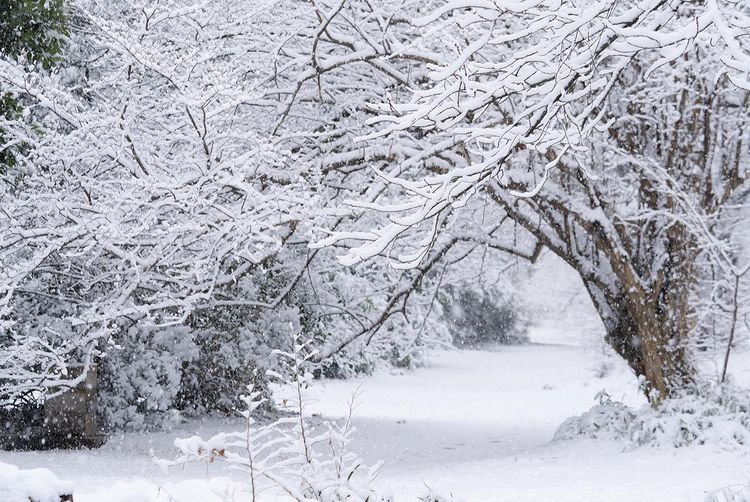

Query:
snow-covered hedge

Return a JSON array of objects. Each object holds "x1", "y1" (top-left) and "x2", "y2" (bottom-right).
[{"x1": 554, "y1": 386, "x2": 750, "y2": 448}]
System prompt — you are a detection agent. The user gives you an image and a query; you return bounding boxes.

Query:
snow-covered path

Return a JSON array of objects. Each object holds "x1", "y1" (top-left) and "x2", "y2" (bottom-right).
[
  {"x1": 2, "y1": 343, "x2": 750, "y2": 501},
  {"x1": 300, "y1": 345, "x2": 643, "y2": 471},
  {"x1": 297, "y1": 346, "x2": 750, "y2": 501}
]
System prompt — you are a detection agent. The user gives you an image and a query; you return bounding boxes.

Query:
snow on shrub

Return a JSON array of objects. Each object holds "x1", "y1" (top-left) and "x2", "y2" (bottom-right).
[
  {"x1": 98, "y1": 324, "x2": 198, "y2": 430},
  {"x1": 554, "y1": 391, "x2": 636, "y2": 442},
  {"x1": 554, "y1": 386, "x2": 750, "y2": 448},
  {"x1": 0, "y1": 462, "x2": 73, "y2": 502},
  {"x1": 98, "y1": 306, "x2": 294, "y2": 430},
  {"x1": 706, "y1": 484, "x2": 750, "y2": 502}
]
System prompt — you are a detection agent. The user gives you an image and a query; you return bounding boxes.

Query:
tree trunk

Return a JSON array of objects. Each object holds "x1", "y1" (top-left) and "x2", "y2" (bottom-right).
[{"x1": 587, "y1": 285, "x2": 694, "y2": 404}]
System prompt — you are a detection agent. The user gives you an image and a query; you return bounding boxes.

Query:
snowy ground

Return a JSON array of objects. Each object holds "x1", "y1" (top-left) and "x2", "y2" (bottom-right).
[{"x1": 2, "y1": 334, "x2": 750, "y2": 501}]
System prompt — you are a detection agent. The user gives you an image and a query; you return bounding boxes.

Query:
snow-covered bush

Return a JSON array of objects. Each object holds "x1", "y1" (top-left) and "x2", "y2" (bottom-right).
[
  {"x1": 97, "y1": 324, "x2": 198, "y2": 430},
  {"x1": 555, "y1": 386, "x2": 750, "y2": 449},
  {"x1": 631, "y1": 386, "x2": 750, "y2": 448},
  {"x1": 553, "y1": 392, "x2": 636, "y2": 442},
  {"x1": 172, "y1": 303, "x2": 301, "y2": 417},
  {"x1": 98, "y1": 304, "x2": 298, "y2": 429},
  {"x1": 0, "y1": 462, "x2": 73, "y2": 502},
  {"x1": 439, "y1": 285, "x2": 528, "y2": 348}
]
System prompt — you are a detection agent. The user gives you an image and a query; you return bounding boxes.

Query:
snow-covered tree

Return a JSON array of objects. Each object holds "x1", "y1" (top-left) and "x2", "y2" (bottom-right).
[
  {"x1": 0, "y1": 0, "x2": 315, "y2": 404},
  {"x1": 325, "y1": 0, "x2": 750, "y2": 401},
  {"x1": 0, "y1": 0, "x2": 526, "y2": 411}
]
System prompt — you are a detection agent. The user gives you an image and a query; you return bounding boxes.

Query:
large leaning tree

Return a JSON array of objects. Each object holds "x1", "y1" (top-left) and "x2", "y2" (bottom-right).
[{"x1": 323, "y1": 0, "x2": 750, "y2": 401}]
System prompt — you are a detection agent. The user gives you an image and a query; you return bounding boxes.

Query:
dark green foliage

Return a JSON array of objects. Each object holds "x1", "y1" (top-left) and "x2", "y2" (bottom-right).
[
  {"x1": 0, "y1": 0, "x2": 67, "y2": 69},
  {"x1": 0, "y1": 0, "x2": 67, "y2": 171},
  {"x1": 0, "y1": 93, "x2": 22, "y2": 172},
  {"x1": 0, "y1": 401, "x2": 44, "y2": 450},
  {"x1": 175, "y1": 329, "x2": 270, "y2": 417}
]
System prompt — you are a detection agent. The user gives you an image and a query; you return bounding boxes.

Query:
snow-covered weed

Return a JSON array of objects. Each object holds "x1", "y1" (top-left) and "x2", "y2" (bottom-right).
[
  {"x1": 160, "y1": 332, "x2": 389, "y2": 501},
  {"x1": 419, "y1": 489, "x2": 464, "y2": 502},
  {"x1": 554, "y1": 386, "x2": 750, "y2": 449}
]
